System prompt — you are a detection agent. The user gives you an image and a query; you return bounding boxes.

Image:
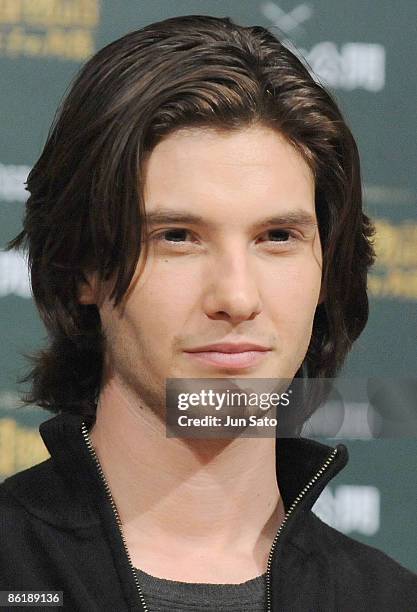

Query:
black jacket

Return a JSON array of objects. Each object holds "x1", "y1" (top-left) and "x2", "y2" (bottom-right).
[{"x1": 1, "y1": 412, "x2": 416, "y2": 611}]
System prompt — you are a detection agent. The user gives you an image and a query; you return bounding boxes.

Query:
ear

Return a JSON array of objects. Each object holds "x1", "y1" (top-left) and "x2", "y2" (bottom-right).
[{"x1": 77, "y1": 272, "x2": 99, "y2": 305}]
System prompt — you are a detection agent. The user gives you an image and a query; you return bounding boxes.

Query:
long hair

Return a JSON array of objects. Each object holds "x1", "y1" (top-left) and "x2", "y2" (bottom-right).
[{"x1": 6, "y1": 15, "x2": 375, "y2": 422}]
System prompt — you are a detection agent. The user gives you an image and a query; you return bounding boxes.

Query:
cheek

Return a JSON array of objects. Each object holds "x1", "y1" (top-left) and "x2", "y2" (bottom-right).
[
  {"x1": 124, "y1": 266, "x2": 199, "y2": 341},
  {"x1": 267, "y1": 260, "x2": 321, "y2": 334}
]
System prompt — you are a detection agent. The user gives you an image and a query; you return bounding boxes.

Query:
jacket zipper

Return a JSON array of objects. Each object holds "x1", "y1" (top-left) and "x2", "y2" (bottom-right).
[
  {"x1": 265, "y1": 446, "x2": 338, "y2": 611},
  {"x1": 81, "y1": 422, "x2": 150, "y2": 611},
  {"x1": 81, "y1": 422, "x2": 337, "y2": 612}
]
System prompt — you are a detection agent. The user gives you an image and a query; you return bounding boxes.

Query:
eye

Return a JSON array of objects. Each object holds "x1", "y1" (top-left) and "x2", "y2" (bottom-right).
[
  {"x1": 258, "y1": 228, "x2": 300, "y2": 246},
  {"x1": 265, "y1": 229, "x2": 291, "y2": 242},
  {"x1": 153, "y1": 229, "x2": 193, "y2": 243}
]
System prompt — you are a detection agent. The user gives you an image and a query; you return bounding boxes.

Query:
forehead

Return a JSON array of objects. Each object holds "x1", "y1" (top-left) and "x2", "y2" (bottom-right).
[{"x1": 142, "y1": 125, "x2": 315, "y2": 224}]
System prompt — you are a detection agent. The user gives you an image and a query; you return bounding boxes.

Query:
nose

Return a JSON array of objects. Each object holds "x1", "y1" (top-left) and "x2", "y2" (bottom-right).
[{"x1": 203, "y1": 247, "x2": 262, "y2": 323}]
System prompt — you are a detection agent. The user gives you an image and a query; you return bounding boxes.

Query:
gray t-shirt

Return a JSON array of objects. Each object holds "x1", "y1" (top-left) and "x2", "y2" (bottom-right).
[{"x1": 134, "y1": 567, "x2": 266, "y2": 611}]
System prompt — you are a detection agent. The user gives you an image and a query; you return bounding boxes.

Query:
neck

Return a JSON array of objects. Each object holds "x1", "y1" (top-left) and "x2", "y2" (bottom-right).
[{"x1": 90, "y1": 376, "x2": 284, "y2": 561}]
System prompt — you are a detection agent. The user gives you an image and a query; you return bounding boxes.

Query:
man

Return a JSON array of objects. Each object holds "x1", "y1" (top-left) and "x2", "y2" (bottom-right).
[{"x1": 1, "y1": 14, "x2": 416, "y2": 612}]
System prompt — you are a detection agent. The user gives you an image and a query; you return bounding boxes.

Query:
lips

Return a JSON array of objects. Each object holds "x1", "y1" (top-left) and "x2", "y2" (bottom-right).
[
  {"x1": 184, "y1": 342, "x2": 271, "y2": 369},
  {"x1": 185, "y1": 342, "x2": 270, "y2": 353}
]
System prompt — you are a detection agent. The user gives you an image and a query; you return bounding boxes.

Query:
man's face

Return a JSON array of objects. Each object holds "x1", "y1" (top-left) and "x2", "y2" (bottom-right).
[{"x1": 83, "y1": 126, "x2": 322, "y2": 414}]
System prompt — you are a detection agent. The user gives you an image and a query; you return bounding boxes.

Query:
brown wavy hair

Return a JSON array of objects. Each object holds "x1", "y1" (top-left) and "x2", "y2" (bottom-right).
[{"x1": 7, "y1": 15, "x2": 375, "y2": 423}]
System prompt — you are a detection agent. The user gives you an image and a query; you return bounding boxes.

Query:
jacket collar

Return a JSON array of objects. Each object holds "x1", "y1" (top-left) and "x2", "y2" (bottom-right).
[{"x1": 6, "y1": 411, "x2": 349, "y2": 528}]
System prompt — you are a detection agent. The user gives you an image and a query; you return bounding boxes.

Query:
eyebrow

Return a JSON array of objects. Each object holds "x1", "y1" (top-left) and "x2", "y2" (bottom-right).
[{"x1": 144, "y1": 208, "x2": 317, "y2": 229}]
